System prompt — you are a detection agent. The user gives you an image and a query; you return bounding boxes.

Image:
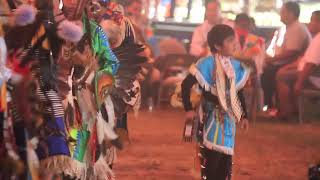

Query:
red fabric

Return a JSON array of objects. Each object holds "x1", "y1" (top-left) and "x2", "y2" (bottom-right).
[
  {"x1": 102, "y1": 2, "x2": 124, "y2": 25},
  {"x1": 7, "y1": 52, "x2": 30, "y2": 76},
  {"x1": 235, "y1": 28, "x2": 249, "y2": 38},
  {"x1": 90, "y1": 122, "x2": 97, "y2": 165}
]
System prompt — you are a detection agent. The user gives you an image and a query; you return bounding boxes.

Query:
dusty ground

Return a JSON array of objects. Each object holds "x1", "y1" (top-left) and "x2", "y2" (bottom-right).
[{"x1": 113, "y1": 108, "x2": 320, "y2": 180}]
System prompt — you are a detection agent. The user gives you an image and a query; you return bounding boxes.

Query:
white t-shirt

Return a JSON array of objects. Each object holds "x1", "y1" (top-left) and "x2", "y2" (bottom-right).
[
  {"x1": 281, "y1": 21, "x2": 311, "y2": 53},
  {"x1": 269, "y1": 21, "x2": 311, "y2": 59},
  {"x1": 298, "y1": 33, "x2": 320, "y2": 88}
]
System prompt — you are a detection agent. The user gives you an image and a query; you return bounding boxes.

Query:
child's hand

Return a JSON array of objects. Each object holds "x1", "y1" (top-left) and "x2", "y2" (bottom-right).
[{"x1": 240, "y1": 118, "x2": 249, "y2": 132}]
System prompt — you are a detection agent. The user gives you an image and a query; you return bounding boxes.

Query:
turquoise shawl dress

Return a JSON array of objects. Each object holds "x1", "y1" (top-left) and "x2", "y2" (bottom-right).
[{"x1": 190, "y1": 55, "x2": 250, "y2": 155}]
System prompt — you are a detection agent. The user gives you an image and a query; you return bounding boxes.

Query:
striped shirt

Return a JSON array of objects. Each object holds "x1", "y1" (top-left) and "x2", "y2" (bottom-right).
[{"x1": 37, "y1": 88, "x2": 64, "y2": 117}]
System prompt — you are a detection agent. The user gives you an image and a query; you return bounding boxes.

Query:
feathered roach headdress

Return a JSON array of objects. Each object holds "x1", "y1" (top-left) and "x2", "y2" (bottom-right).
[
  {"x1": 99, "y1": 2, "x2": 125, "y2": 48},
  {"x1": 101, "y1": 1, "x2": 124, "y2": 23}
]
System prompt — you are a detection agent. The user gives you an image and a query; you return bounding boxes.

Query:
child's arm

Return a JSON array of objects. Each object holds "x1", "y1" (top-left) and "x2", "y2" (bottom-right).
[
  {"x1": 238, "y1": 89, "x2": 249, "y2": 131},
  {"x1": 181, "y1": 74, "x2": 198, "y2": 120},
  {"x1": 238, "y1": 89, "x2": 248, "y2": 119},
  {"x1": 181, "y1": 74, "x2": 197, "y2": 112}
]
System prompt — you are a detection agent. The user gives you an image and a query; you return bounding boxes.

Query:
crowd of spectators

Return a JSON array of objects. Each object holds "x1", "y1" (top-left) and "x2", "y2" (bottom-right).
[{"x1": 122, "y1": 0, "x2": 320, "y2": 120}]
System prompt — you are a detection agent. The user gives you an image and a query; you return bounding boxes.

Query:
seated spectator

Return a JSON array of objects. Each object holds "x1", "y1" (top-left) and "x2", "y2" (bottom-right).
[
  {"x1": 139, "y1": 44, "x2": 161, "y2": 108},
  {"x1": 249, "y1": 17, "x2": 257, "y2": 34},
  {"x1": 276, "y1": 10, "x2": 320, "y2": 119},
  {"x1": 308, "y1": 11, "x2": 320, "y2": 37},
  {"x1": 148, "y1": 37, "x2": 193, "y2": 107},
  {"x1": 189, "y1": 0, "x2": 233, "y2": 58},
  {"x1": 233, "y1": 13, "x2": 265, "y2": 75},
  {"x1": 261, "y1": 1, "x2": 311, "y2": 116},
  {"x1": 158, "y1": 38, "x2": 187, "y2": 57}
]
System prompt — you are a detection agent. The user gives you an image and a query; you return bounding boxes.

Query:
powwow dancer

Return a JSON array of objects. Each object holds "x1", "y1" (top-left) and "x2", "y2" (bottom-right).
[
  {"x1": 1, "y1": 0, "x2": 100, "y2": 179},
  {"x1": 181, "y1": 24, "x2": 250, "y2": 180},
  {"x1": 0, "y1": 1, "x2": 28, "y2": 178},
  {"x1": 3, "y1": 0, "x2": 90, "y2": 179},
  {"x1": 57, "y1": 0, "x2": 147, "y2": 178},
  {"x1": 99, "y1": 1, "x2": 148, "y2": 143},
  {"x1": 0, "y1": 0, "x2": 146, "y2": 179}
]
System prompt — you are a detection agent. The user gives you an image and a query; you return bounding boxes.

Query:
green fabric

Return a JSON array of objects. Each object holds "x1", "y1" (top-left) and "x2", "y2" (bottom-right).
[
  {"x1": 82, "y1": 15, "x2": 119, "y2": 107},
  {"x1": 73, "y1": 125, "x2": 90, "y2": 162},
  {"x1": 82, "y1": 16, "x2": 119, "y2": 75}
]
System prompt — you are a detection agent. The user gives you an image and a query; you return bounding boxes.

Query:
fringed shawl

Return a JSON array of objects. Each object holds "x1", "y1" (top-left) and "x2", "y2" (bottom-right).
[{"x1": 189, "y1": 55, "x2": 250, "y2": 121}]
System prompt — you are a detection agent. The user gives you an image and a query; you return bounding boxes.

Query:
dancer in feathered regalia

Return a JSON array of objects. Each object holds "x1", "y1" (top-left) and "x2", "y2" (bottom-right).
[
  {"x1": 3, "y1": 0, "x2": 85, "y2": 179},
  {"x1": 99, "y1": 1, "x2": 148, "y2": 141},
  {"x1": 1, "y1": 0, "x2": 147, "y2": 179},
  {"x1": 58, "y1": 0, "x2": 146, "y2": 179}
]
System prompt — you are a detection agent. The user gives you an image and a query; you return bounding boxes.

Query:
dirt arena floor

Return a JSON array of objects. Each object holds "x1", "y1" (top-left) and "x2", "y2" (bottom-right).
[{"x1": 114, "y1": 108, "x2": 320, "y2": 180}]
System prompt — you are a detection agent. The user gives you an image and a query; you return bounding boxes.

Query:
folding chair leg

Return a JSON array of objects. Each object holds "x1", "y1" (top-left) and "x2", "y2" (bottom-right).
[
  {"x1": 298, "y1": 95, "x2": 304, "y2": 124},
  {"x1": 157, "y1": 84, "x2": 163, "y2": 107},
  {"x1": 251, "y1": 93, "x2": 257, "y2": 125}
]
